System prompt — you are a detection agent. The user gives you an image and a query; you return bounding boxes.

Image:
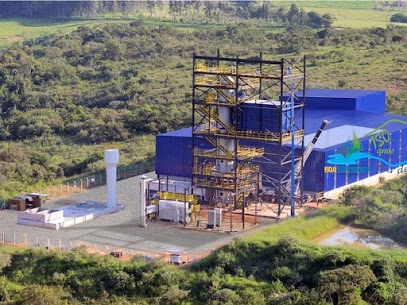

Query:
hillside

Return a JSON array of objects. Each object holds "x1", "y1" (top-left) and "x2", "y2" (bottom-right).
[{"x1": 0, "y1": 20, "x2": 406, "y2": 196}]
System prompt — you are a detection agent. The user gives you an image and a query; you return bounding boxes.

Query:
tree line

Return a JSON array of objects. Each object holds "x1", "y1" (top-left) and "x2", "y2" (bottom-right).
[
  {"x1": 0, "y1": 22, "x2": 406, "y2": 144},
  {"x1": 0, "y1": 1, "x2": 333, "y2": 29},
  {"x1": 0, "y1": 1, "x2": 141, "y2": 19}
]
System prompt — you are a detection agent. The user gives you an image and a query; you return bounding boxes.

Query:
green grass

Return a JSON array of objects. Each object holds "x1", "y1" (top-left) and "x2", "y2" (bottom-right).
[
  {"x1": 280, "y1": 1, "x2": 379, "y2": 10},
  {"x1": 273, "y1": 1, "x2": 407, "y2": 29},
  {"x1": 0, "y1": 18, "x2": 134, "y2": 47},
  {"x1": 243, "y1": 205, "x2": 351, "y2": 244}
]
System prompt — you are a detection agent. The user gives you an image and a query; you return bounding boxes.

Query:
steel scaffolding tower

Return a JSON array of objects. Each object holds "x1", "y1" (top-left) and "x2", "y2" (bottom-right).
[{"x1": 192, "y1": 52, "x2": 306, "y2": 219}]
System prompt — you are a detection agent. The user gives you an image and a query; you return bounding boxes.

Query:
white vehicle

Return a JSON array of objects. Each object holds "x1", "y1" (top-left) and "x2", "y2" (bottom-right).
[{"x1": 169, "y1": 253, "x2": 185, "y2": 265}]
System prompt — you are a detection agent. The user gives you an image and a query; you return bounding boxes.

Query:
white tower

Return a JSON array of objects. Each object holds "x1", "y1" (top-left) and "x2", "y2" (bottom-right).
[{"x1": 104, "y1": 149, "x2": 120, "y2": 208}]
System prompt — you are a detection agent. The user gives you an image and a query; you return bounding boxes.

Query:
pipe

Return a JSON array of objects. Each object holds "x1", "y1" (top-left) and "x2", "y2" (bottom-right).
[{"x1": 104, "y1": 149, "x2": 120, "y2": 208}]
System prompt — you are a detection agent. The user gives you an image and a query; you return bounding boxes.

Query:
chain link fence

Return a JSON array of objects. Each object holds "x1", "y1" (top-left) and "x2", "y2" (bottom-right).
[
  {"x1": 43, "y1": 159, "x2": 154, "y2": 199},
  {"x1": 0, "y1": 159, "x2": 154, "y2": 204},
  {"x1": 0, "y1": 231, "x2": 206, "y2": 264}
]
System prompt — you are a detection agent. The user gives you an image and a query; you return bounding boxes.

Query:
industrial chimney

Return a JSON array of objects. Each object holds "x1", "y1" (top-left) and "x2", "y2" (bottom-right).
[{"x1": 104, "y1": 149, "x2": 120, "y2": 208}]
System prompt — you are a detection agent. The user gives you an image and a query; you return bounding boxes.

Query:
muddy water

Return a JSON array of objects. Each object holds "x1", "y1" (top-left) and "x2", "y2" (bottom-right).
[{"x1": 313, "y1": 225, "x2": 406, "y2": 250}]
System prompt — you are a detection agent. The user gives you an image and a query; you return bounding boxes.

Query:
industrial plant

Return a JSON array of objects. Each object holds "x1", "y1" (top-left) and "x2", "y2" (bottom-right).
[{"x1": 148, "y1": 52, "x2": 407, "y2": 227}]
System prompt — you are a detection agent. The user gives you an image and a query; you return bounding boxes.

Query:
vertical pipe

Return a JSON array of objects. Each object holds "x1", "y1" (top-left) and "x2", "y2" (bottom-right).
[
  {"x1": 289, "y1": 66, "x2": 296, "y2": 217},
  {"x1": 233, "y1": 56, "x2": 239, "y2": 210},
  {"x1": 192, "y1": 53, "x2": 196, "y2": 189},
  {"x1": 140, "y1": 175, "x2": 147, "y2": 227},
  {"x1": 259, "y1": 52, "x2": 262, "y2": 99},
  {"x1": 105, "y1": 149, "x2": 119, "y2": 209},
  {"x1": 184, "y1": 188, "x2": 187, "y2": 228},
  {"x1": 278, "y1": 59, "x2": 284, "y2": 215},
  {"x1": 242, "y1": 195, "x2": 245, "y2": 229},
  {"x1": 301, "y1": 54, "x2": 307, "y2": 207}
]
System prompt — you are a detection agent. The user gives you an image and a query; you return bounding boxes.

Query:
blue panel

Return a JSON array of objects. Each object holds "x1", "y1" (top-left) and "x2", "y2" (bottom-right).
[
  {"x1": 241, "y1": 101, "x2": 290, "y2": 133},
  {"x1": 348, "y1": 172, "x2": 358, "y2": 184},
  {"x1": 305, "y1": 97, "x2": 356, "y2": 110},
  {"x1": 358, "y1": 158, "x2": 369, "y2": 180},
  {"x1": 356, "y1": 91, "x2": 386, "y2": 114},
  {"x1": 336, "y1": 171, "x2": 347, "y2": 188},
  {"x1": 156, "y1": 135, "x2": 192, "y2": 178},
  {"x1": 291, "y1": 89, "x2": 386, "y2": 113},
  {"x1": 303, "y1": 151, "x2": 325, "y2": 192},
  {"x1": 389, "y1": 131, "x2": 400, "y2": 168},
  {"x1": 324, "y1": 150, "x2": 335, "y2": 191},
  {"x1": 401, "y1": 129, "x2": 407, "y2": 165}
]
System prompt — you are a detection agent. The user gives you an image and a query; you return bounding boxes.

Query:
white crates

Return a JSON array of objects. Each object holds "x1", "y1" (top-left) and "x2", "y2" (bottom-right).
[{"x1": 158, "y1": 200, "x2": 191, "y2": 223}]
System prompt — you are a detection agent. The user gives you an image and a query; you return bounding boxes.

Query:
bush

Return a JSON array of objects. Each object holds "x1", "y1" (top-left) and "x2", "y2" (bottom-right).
[{"x1": 391, "y1": 13, "x2": 407, "y2": 23}]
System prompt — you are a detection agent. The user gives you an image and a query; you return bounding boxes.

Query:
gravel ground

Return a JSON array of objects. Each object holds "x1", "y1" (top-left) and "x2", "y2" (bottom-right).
[{"x1": 0, "y1": 172, "x2": 272, "y2": 257}]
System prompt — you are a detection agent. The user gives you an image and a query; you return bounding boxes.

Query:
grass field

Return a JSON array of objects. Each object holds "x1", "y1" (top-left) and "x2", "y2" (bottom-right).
[
  {"x1": 0, "y1": 18, "x2": 111, "y2": 47},
  {"x1": 1, "y1": 2, "x2": 407, "y2": 48},
  {"x1": 276, "y1": 1, "x2": 407, "y2": 29},
  {"x1": 242, "y1": 205, "x2": 350, "y2": 244}
]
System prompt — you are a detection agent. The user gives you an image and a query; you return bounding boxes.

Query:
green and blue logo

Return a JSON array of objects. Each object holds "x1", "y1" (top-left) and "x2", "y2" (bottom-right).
[{"x1": 326, "y1": 119, "x2": 407, "y2": 171}]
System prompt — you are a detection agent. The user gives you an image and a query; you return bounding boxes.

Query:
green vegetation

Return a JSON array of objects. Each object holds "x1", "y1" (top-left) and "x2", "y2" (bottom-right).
[
  {"x1": 391, "y1": 13, "x2": 407, "y2": 23},
  {"x1": 0, "y1": 13, "x2": 406, "y2": 196},
  {"x1": 338, "y1": 175, "x2": 407, "y2": 244},
  {"x1": 2, "y1": 173, "x2": 407, "y2": 304},
  {"x1": 0, "y1": 135, "x2": 155, "y2": 198},
  {"x1": 3, "y1": 186, "x2": 407, "y2": 304},
  {"x1": 243, "y1": 205, "x2": 350, "y2": 244}
]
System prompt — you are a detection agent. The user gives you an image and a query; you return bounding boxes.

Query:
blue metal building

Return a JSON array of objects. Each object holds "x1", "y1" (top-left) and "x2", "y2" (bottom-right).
[{"x1": 156, "y1": 89, "x2": 407, "y2": 194}]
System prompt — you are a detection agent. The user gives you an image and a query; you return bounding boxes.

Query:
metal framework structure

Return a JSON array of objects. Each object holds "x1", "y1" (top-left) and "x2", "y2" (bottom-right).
[{"x1": 192, "y1": 51, "x2": 306, "y2": 220}]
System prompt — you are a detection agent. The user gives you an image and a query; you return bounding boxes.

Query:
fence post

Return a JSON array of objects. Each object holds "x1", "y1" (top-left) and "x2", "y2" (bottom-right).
[
  {"x1": 86, "y1": 177, "x2": 89, "y2": 188},
  {"x1": 24, "y1": 234, "x2": 27, "y2": 245},
  {"x1": 47, "y1": 238, "x2": 50, "y2": 249},
  {"x1": 66, "y1": 183, "x2": 70, "y2": 194},
  {"x1": 80, "y1": 179, "x2": 83, "y2": 191},
  {"x1": 36, "y1": 236, "x2": 40, "y2": 247}
]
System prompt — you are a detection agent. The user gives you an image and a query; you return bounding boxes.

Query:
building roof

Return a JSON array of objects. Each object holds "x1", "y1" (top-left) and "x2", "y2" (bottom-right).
[
  {"x1": 295, "y1": 88, "x2": 386, "y2": 99},
  {"x1": 157, "y1": 127, "x2": 191, "y2": 138},
  {"x1": 301, "y1": 109, "x2": 407, "y2": 151}
]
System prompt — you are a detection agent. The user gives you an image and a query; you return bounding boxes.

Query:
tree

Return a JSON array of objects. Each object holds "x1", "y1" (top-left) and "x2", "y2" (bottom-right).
[
  {"x1": 209, "y1": 288, "x2": 241, "y2": 305},
  {"x1": 318, "y1": 265, "x2": 377, "y2": 305},
  {"x1": 391, "y1": 13, "x2": 407, "y2": 23},
  {"x1": 160, "y1": 285, "x2": 189, "y2": 305},
  {"x1": 169, "y1": 0, "x2": 183, "y2": 21},
  {"x1": 19, "y1": 285, "x2": 72, "y2": 305},
  {"x1": 146, "y1": 0, "x2": 156, "y2": 17}
]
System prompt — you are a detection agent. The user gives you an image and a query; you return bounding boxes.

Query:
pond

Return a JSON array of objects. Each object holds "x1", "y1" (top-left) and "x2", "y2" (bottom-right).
[{"x1": 313, "y1": 225, "x2": 406, "y2": 250}]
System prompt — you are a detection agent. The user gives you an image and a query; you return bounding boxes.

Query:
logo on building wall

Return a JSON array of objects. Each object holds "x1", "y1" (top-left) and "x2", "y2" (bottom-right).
[{"x1": 324, "y1": 119, "x2": 407, "y2": 175}]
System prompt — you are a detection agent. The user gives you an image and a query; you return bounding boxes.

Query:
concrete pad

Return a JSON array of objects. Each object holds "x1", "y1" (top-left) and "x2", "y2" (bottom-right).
[{"x1": 17, "y1": 201, "x2": 124, "y2": 230}]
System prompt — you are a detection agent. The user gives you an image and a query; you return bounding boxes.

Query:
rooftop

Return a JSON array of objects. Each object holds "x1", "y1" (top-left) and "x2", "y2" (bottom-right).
[{"x1": 295, "y1": 88, "x2": 386, "y2": 99}]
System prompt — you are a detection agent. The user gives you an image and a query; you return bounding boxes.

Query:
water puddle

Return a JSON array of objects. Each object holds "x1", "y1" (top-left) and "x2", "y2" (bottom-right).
[{"x1": 314, "y1": 225, "x2": 405, "y2": 250}]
